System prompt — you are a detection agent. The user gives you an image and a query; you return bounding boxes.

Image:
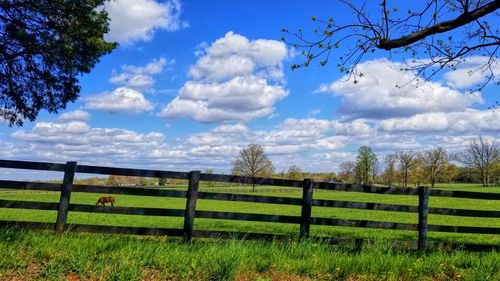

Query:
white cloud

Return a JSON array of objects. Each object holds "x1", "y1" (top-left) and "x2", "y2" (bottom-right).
[
  {"x1": 189, "y1": 32, "x2": 288, "y2": 81},
  {"x1": 443, "y1": 56, "x2": 500, "y2": 89},
  {"x1": 318, "y1": 59, "x2": 483, "y2": 119},
  {"x1": 85, "y1": 87, "x2": 154, "y2": 114},
  {"x1": 379, "y1": 109, "x2": 500, "y2": 133},
  {"x1": 109, "y1": 57, "x2": 173, "y2": 91},
  {"x1": 58, "y1": 110, "x2": 91, "y2": 122},
  {"x1": 7, "y1": 116, "x2": 347, "y2": 173},
  {"x1": 159, "y1": 76, "x2": 287, "y2": 123},
  {"x1": 160, "y1": 32, "x2": 289, "y2": 123},
  {"x1": 332, "y1": 119, "x2": 374, "y2": 137},
  {"x1": 211, "y1": 123, "x2": 249, "y2": 134},
  {"x1": 179, "y1": 118, "x2": 361, "y2": 159},
  {"x1": 4, "y1": 113, "x2": 500, "y2": 177},
  {"x1": 0, "y1": 140, "x2": 17, "y2": 158},
  {"x1": 104, "y1": 0, "x2": 188, "y2": 45},
  {"x1": 11, "y1": 121, "x2": 166, "y2": 165},
  {"x1": 32, "y1": 121, "x2": 90, "y2": 135},
  {"x1": 12, "y1": 121, "x2": 92, "y2": 146},
  {"x1": 279, "y1": 118, "x2": 373, "y2": 137}
]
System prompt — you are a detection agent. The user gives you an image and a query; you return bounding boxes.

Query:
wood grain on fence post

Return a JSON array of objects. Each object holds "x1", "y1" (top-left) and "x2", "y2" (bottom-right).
[
  {"x1": 300, "y1": 178, "x2": 314, "y2": 239},
  {"x1": 183, "y1": 170, "x2": 200, "y2": 242},
  {"x1": 55, "y1": 161, "x2": 77, "y2": 234},
  {"x1": 418, "y1": 186, "x2": 430, "y2": 251}
]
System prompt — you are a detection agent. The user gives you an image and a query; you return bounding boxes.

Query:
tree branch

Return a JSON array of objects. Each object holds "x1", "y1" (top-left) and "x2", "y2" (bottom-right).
[{"x1": 378, "y1": 0, "x2": 500, "y2": 50}]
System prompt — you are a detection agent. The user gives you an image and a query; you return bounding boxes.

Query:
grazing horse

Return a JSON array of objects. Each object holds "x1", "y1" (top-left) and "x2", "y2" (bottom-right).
[{"x1": 96, "y1": 196, "x2": 115, "y2": 206}]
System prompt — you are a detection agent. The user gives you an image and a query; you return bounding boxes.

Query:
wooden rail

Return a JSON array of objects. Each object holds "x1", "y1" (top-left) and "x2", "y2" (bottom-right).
[{"x1": 0, "y1": 159, "x2": 499, "y2": 251}]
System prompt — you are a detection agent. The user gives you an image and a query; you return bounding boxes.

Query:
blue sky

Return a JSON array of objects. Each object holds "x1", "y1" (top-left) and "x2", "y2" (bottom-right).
[{"x1": 0, "y1": 0, "x2": 499, "y2": 179}]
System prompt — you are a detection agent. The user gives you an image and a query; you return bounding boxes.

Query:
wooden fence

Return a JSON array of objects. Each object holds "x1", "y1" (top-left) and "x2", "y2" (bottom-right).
[{"x1": 0, "y1": 159, "x2": 499, "y2": 251}]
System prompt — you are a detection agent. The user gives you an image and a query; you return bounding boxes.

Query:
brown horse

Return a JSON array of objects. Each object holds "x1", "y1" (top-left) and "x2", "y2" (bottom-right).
[{"x1": 96, "y1": 196, "x2": 115, "y2": 206}]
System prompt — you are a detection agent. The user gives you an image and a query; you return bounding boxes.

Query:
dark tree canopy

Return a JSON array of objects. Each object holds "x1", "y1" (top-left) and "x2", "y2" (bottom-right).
[
  {"x1": 282, "y1": 0, "x2": 499, "y2": 90},
  {"x1": 0, "y1": 1, "x2": 117, "y2": 126}
]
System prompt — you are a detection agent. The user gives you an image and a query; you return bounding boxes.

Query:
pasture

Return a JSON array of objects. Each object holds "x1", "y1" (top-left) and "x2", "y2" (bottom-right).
[
  {"x1": 0, "y1": 183, "x2": 499, "y2": 280},
  {"x1": 0, "y1": 183, "x2": 499, "y2": 245},
  {"x1": 0, "y1": 228, "x2": 499, "y2": 281}
]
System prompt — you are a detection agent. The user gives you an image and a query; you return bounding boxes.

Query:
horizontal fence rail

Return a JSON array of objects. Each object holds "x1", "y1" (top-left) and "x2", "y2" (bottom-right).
[
  {"x1": 0, "y1": 160, "x2": 66, "y2": 172},
  {"x1": 2, "y1": 159, "x2": 498, "y2": 199},
  {"x1": 0, "y1": 180, "x2": 61, "y2": 192},
  {"x1": 198, "y1": 191, "x2": 302, "y2": 205},
  {"x1": 428, "y1": 189, "x2": 500, "y2": 200},
  {"x1": 2, "y1": 198, "x2": 498, "y2": 235},
  {"x1": 0, "y1": 159, "x2": 499, "y2": 251}
]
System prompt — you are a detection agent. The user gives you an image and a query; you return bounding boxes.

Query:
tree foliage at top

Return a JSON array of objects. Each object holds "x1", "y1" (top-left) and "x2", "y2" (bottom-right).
[
  {"x1": 232, "y1": 144, "x2": 275, "y2": 191},
  {"x1": 418, "y1": 147, "x2": 453, "y2": 188},
  {"x1": 339, "y1": 161, "x2": 356, "y2": 183},
  {"x1": 459, "y1": 137, "x2": 500, "y2": 186},
  {"x1": 282, "y1": 0, "x2": 499, "y2": 90},
  {"x1": 397, "y1": 151, "x2": 417, "y2": 188},
  {"x1": 383, "y1": 153, "x2": 398, "y2": 187},
  {"x1": 355, "y1": 145, "x2": 377, "y2": 185},
  {"x1": 0, "y1": 0, "x2": 117, "y2": 126},
  {"x1": 287, "y1": 165, "x2": 304, "y2": 180}
]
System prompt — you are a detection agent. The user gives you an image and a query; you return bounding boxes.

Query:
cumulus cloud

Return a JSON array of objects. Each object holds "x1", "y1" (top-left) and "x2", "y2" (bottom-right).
[
  {"x1": 160, "y1": 32, "x2": 289, "y2": 123},
  {"x1": 279, "y1": 118, "x2": 373, "y2": 137},
  {"x1": 85, "y1": 87, "x2": 154, "y2": 114},
  {"x1": 189, "y1": 32, "x2": 288, "y2": 81},
  {"x1": 443, "y1": 56, "x2": 500, "y2": 89},
  {"x1": 27, "y1": 121, "x2": 90, "y2": 136},
  {"x1": 379, "y1": 109, "x2": 500, "y2": 133},
  {"x1": 318, "y1": 59, "x2": 483, "y2": 119},
  {"x1": 159, "y1": 76, "x2": 288, "y2": 123},
  {"x1": 4, "y1": 112, "x2": 500, "y2": 176},
  {"x1": 58, "y1": 110, "x2": 91, "y2": 122},
  {"x1": 4, "y1": 116, "x2": 350, "y2": 173},
  {"x1": 11, "y1": 121, "x2": 166, "y2": 165},
  {"x1": 212, "y1": 123, "x2": 249, "y2": 134},
  {"x1": 172, "y1": 118, "x2": 366, "y2": 160},
  {"x1": 109, "y1": 57, "x2": 173, "y2": 91},
  {"x1": 104, "y1": 0, "x2": 188, "y2": 45}
]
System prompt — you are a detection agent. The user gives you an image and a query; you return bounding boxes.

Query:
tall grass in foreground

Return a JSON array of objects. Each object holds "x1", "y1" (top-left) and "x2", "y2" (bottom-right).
[{"x1": 0, "y1": 228, "x2": 498, "y2": 281}]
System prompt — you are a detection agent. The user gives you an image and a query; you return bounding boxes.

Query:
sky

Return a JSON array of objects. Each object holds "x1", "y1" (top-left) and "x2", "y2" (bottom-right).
[{"x1": 0, "y1": 0, "x2": 499, "y2": 180}]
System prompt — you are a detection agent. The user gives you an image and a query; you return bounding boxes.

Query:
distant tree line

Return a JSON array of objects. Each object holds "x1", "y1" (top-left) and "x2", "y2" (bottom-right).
[
  {"x1": 338, "y1": 137, "x2": 500, "y2": 188},
  {"x1": 230, "y1": 140, "x2": 500, "y2": 190},
  {"x1": 230, "y1": 144, "x2": 339, "y2": 186},
  {"x1": 54, "y1": 137, "x2": 500, "y2": 189}
]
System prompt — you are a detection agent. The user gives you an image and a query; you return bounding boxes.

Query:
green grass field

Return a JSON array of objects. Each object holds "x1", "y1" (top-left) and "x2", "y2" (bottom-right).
[
  {"x1": 0, "y1": 183, "x2": 499, "y2": 245},
  {"x1": 0, "y1": 183, "x2": 499, "y2": 280},
  {"x1": 0, "y1": 228, "x2": 499, "y2": 281}
]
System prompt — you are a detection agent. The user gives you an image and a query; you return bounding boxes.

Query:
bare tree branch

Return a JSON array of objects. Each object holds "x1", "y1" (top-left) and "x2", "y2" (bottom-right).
[
  {"x1": 378, "y1": 0, "x2": 500, "y2": 50},
  {"x1": 232, "y1": 144, "x2": 275, "y2": 191},
  {"x1": 282, "y1": 0, "x2": 499, "y2": 91}
]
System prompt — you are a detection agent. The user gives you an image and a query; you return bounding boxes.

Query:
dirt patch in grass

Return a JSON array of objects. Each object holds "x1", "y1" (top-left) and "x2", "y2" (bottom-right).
[
  {"x1": 0, "y1": 263, "x2": 41, "y2": 281},
  {"x1": 140, "y1": 268, "x2": 164, "y2": 281},
  {"x1": 66, "y1": 272, "x2": 81, "y2": 281},
  {"x1": 235, "y1": 271, "x2": 313, "y2": 281}
]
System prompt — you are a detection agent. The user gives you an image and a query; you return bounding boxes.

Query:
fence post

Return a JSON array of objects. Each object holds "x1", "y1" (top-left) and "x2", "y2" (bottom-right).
[
  {"x1": 300, "y1": 178, "x2": 314, "y2": 239},
  {"x1": 183, "y1": 170, "x2": 200, "y2": 242},
  {"x1": 55, "y1": 161, "x2": 77, "y2": 234},
  {"x1": 418, "y1": 186, "x2": 429, "y2": 251}
]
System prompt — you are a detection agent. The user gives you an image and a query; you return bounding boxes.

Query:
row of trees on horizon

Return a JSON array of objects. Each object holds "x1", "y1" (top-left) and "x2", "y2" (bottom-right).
[
  {"x1": 229, "y1": 137, "x2": 500, "y2": 188},
  {"x1": 338, "y1": 137, "x2": 500, "y2": 188},
  {"x1": 67, "y1": 137, "x2": 500, "y2": 189}
]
